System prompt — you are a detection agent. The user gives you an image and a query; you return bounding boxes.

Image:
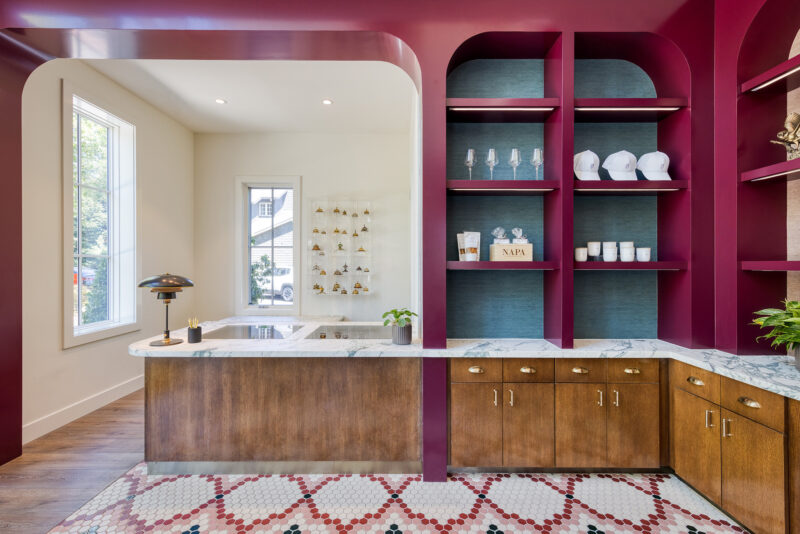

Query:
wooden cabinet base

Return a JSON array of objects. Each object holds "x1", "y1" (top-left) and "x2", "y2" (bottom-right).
[
  {"x1": 671, "y1": 388, "x2": 721, "y2": 504},
  {"x1": 721, "y1": 409, "x2": 786, "y2": 534},
  {"x1": 145, "y1": 357, "x2": 421, "y2": 466}
]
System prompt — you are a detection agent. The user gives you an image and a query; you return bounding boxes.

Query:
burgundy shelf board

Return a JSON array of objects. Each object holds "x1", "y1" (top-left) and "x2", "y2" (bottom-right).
[
  {"x1": 446, "y1": 98, "x2": 560, "y2": 122},
  {"x1": 573, "y1": 180, "x2": 688, "y2": 194},
  {"x1": 574, "y1": 98, "x2": 687, "y2": 122},
  {"x1": 740, "y1": 261, "x2": 800, "y2": 271},
  {"x1": 740, "y1": 158, "x2": 800, "y2": 183},
  {"x1": 446, "y1": 261, "x2": 559, "y2": 271},
  {"x1": 447, "y1": 180, "x2": 559, "y2": 195},
  {"x1": 740, "y1": 53, "x2": 800, "y2": 94},
  {"x1": 574, "y1": 261, "x2": 687, "y2": 271}
]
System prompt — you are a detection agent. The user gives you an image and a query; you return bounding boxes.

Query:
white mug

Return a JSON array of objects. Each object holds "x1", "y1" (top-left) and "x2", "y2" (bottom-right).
[
  {"x1": 620, "y1": 248, "x2": 635, "y2": 262},
  {"x1": 587, "y1": 242, "x2": 601, "y2": 256},
  {"x1": 575, "y1": 247, "x2": 588, "y2": 262},
  {"x1": 620, "y1": 241, "x2": 634, "y2": 249},
  {"x1": 636, "y1": 247, "x2": 651, "y2": 262},
  {"x1": 603, "y1": 247, "x2": 618, "y2": 262},
  {"x1": 602, "y1": 241, "x2": 617, "y2": 250}
]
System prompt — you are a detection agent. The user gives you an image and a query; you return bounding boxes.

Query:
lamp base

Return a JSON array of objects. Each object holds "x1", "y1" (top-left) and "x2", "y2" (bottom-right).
[{"x1": 149, "y1": 338, "x2": 183, "y2": 346}]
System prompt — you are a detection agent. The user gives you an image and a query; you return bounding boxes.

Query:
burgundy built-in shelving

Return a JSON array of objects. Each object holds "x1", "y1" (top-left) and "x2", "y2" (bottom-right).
[
  {"x1": 574, "y1": 98, "x2": 688, "y2": 122},
  {"x1": 740, "y1": 261, "x2": 800, "y2": 272},
  {"x1": 574, "y1": 261, "x2": 687, "y2": 271},
  {"x1": 739, "y1": 53, "x2": 800, "y2": 94},
  {"x1": 439, "y1": 31, "x2": 699, "y2": 351},
  {"x1": 715, "y1": 3, "x2": 800, "y2": 355},
  {"x1": 446, "y1": 98, "x2": 560, "y2": 122},
  {"x1": 740, "y1": 158, "x2": 800, "y2": 183},
  {"x1": 446, "y1": 179, "x2": 559, "y2": 195},
  {"x1": 447, "y1": 261, "x2": 559, "y2": 270},
  {"x1": 573, "y1": 180, "x2": 688, "y2": 194}
]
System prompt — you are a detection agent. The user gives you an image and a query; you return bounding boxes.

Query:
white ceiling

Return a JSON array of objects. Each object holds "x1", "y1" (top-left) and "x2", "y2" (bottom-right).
[{"x1": 84, "y1": 59, "x2": 416, "y2": 134}]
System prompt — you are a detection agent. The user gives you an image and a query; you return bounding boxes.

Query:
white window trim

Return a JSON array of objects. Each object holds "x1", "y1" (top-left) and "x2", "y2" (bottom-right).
[
  {"x1": 234, "y1": 176, "x2": 302, "y2": 316},
  {"x1": 62, "y1": 80, "x2": 141, "y2": 348}
]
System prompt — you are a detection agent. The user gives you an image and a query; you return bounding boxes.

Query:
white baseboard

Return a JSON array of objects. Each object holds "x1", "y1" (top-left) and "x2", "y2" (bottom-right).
[{"x1": 22, "y1": 374, "x2": 144, "y2": 444}]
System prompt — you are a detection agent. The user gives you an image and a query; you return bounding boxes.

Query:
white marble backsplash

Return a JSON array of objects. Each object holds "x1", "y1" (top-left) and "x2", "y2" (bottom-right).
[{"x1": 129, "y1": 316, "x2": 800, "y2": 401}]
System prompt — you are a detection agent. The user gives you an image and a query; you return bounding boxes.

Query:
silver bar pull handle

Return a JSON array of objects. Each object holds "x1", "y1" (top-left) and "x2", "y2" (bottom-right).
[
  {"x1": 509, "y1": 389, "x2": 514, "y2": 407},
  {"x1": 598, "y1": 389, "x2": 603, "y2": 407},
  {"x1": 705, "y1": 409, "x2": 714, "y2": 428},
  {"x1": 722, "y1": 418, "x2": 732, "y2": 437},
  {"x1": 612, "y1": 389, "x2": 619, "y2": 407},
  {"x1": 493, "y1": 389, "x2": 498, "y2": 407}
]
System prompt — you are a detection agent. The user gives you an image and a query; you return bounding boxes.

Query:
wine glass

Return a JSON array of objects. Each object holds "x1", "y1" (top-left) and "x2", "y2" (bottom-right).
[
  {"x1": 465, "y1": 148, "x2": 476, "y2": 179},
  {"x1": 486, "y1": 148, "x2": 499, "y2": 180},
  {"x1": 531, "y1": 148, "x2": 544, "y2": 180},
  {"x1": 509, "y1": 148, "x2": 521, "y2": 180}
]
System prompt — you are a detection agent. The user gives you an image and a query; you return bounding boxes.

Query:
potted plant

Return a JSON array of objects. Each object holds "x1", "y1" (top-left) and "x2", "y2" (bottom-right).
[
  {"x1": 752, "y1": 300, "x2": 800, "y2": 368},
  {"x1": 382, "y1": 308, "x2": 417, "y2": 345}
]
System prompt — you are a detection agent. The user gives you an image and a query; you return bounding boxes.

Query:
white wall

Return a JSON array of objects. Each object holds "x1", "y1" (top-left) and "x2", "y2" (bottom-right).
[
  {"x1": 21, "y1": 59, "x2": 195, "y2": 442},
  {"x1": 194, "y1": 132, "x2": 412, "y2": 321}
]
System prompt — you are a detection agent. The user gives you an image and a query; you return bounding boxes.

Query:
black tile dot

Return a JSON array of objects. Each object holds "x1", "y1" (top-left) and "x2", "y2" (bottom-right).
[
  {"x1": 391, "y1": 493, "x2": 399, "y2": 498},
  {"x1": 303, "y1": 493, "x2": 312, "y2": 499},
  {"x1": 478, "y1": 494, "x2": 486, "y2": 499}
]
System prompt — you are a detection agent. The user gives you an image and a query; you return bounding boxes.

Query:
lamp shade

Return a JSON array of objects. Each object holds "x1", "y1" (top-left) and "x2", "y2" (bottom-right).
[{"x1": 137, "y1": 273, "x2": 194, "y2": 289}]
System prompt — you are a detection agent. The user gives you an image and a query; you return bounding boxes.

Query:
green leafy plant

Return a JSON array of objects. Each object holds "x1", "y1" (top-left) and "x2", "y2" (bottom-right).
[
  {"x1": 752, "y1": 300, "x2": 800, "y2": 350},
  {"x1": 249, "y1": 253, "x2": 273, "y2": 304},
  {"x1": 382, "y1": 308, "x2": 417, "y2": 327}
]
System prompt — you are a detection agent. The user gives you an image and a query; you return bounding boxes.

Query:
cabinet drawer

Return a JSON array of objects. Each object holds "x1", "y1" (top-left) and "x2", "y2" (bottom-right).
[
  {"x1": 450, "y1": 358, "x2": 502, "y2": 382},
  {"x1": 608, "y1": 359, "x2": 659, "y2": 383},
  {"x1": 670, "y1": 360, "x2": 720, "y2": 404},
  {"x1": 503, "y1": 358, "x2": 554, "y2": 382},
  {"x1": 555, "y1": 359, "x2": 607, "y2": 382},
  {"x1": 721, "y1": 377, "x2": 785, "y2": 433}
]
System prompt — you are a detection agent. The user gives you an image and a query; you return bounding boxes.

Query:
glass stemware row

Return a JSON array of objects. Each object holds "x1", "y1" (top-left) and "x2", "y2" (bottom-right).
[{"x1": 465, "y1": 148, "x2": 543, "y2": 180}]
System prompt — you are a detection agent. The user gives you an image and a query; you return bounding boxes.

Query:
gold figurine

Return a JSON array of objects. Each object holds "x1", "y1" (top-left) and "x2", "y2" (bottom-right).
[{"x1": 772, "y1": 112, "x2": 800, "y2": 160}]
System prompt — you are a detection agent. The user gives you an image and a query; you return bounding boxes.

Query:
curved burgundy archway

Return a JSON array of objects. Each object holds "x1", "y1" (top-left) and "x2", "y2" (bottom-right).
[{"x1": 1, "y1": 1, "x2": 718, "y2": 481}]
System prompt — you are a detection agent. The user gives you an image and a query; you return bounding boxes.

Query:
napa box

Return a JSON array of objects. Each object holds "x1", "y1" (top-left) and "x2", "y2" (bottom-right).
[{"x1": 490, "y1": 243, "x2": 533, "y2": 261}]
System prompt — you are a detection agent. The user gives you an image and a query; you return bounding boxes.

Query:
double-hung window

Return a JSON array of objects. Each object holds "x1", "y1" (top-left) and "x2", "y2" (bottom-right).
[
  {"x1": 235, "y1": 177, "x2": 301, "y2": 314},
  {"x1": 64, "y1": 88, "x2": 138, "y2": 347}
]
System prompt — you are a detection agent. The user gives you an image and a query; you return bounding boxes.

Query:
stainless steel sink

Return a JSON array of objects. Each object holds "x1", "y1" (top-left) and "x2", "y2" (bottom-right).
[
  {"x1": 306, "y1": 325, "x2": 392, "y2": 340},
  {"x1": 203, "y1": 324, "x2": 302, "y2": 340}
]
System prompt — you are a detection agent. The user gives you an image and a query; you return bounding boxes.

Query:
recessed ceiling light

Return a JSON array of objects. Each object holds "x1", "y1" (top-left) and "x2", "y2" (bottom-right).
[
  {"x1": 322, "y1": 99, "x2": 333, "y2": 105},
  {"x1": 215, "y1": 98, "x2": 227, "y2": 104}
]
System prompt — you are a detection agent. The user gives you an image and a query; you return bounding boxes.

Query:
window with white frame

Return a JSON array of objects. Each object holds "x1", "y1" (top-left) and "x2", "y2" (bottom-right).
[
  {"x1": 64, "y1": 92, "x2": 138, "y2": 347},
  {"x1": 258, "y1": 199, "x2": 272, "y2": 217},
  {"x1": 235, "y1": 177, "x2": 301, "y2": 313}
]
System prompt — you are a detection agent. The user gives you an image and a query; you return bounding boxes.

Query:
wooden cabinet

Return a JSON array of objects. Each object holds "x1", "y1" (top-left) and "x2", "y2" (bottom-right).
[
  {"x1": 503, "y1": 383, "x2": 554, "y2": 467},
  {"x1": 555, "y1": 359, "x2": 607, "y2": 382},
  {"x1": 672, "y1": 387, "x2": 722, "y2": 504},
  {"x1": 555, "y1": 383, "x2": 607, "y2": 467},
  {"x1": 721, "y1": 409, "x2": 786, "y2": 534},
  {"x1": 449, "y1": 382, "x2": 503, "y2": 467},
  {"x1": 670, "y1": 360, "x2": 720, "y2": 404},
  {"x1": 607, "y1": 383, "x2": 660, "y2": 468}
]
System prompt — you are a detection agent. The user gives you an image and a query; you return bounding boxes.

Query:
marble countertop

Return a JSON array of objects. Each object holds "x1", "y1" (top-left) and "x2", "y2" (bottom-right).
[{"x1": 129, "y1": 316, "x2": 800, "y2": 401}]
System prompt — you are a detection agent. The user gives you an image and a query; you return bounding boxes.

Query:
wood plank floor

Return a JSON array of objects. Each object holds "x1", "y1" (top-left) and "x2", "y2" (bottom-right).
[{"x1": 0, "y1": 389, "x2": 144, "y2": 533}]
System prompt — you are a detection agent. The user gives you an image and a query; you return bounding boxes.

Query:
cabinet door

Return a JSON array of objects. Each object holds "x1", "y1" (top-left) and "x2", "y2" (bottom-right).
[
  {"x1": 450, "y1": 383, "x2": 502, "y2": 467},
  {"x1": 607, "y1": 383, "x2": 660, "y2": 468},
  {"x1": 721, "y1": 409, "x2": 786, "y2": 534},
  {"x1": 555, "y1": 383, "x2": 606, "y2": 467},
  {"x1": 503, "y1": 383, "x2": 554, "y2": 467},
  {"x1": 672, "y1": 388, "x2": 721, "y2": 504}
]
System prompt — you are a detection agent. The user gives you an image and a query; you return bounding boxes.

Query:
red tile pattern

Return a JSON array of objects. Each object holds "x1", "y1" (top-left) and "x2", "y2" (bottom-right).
[{"x1": 50, "y1": 464, "x2": 746, "y2": 533}]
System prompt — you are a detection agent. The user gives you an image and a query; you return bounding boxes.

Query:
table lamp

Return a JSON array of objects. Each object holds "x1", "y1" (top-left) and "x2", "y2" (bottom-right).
[{"x1": 138, "y1": 273, "x2": 194, "y2": 346}]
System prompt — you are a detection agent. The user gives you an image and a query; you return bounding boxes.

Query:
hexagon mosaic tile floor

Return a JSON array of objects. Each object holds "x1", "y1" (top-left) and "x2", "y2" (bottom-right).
[{"x1": 50, "y1": 464, "x2": 748, "y2": 533}]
